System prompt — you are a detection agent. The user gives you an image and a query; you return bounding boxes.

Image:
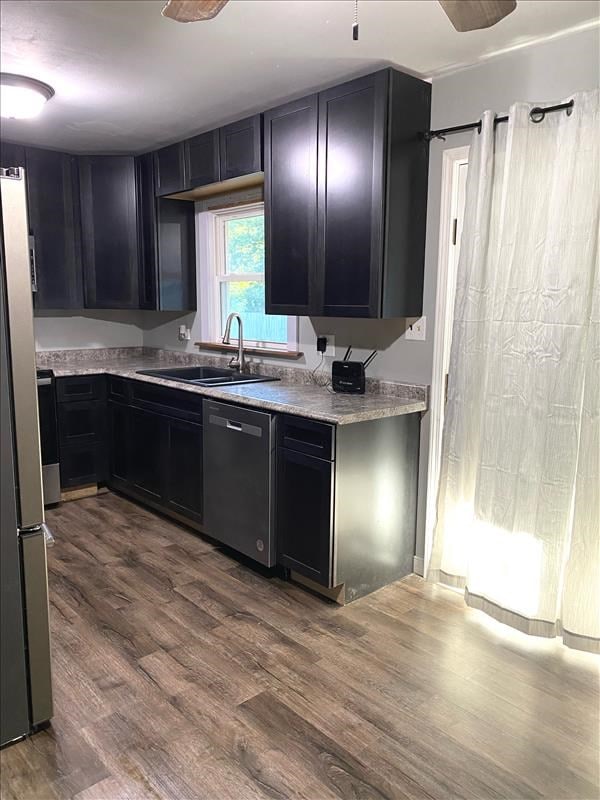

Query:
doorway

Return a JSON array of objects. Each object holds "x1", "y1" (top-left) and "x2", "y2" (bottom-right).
[{"x1": 424, "y1": 146, "x2": 469, "y2": 575}]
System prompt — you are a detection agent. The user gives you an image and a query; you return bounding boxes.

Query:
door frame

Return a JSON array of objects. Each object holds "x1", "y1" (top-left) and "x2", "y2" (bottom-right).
[{"x1": 423, "y1": 146, "x2": 469, "y2": 576}]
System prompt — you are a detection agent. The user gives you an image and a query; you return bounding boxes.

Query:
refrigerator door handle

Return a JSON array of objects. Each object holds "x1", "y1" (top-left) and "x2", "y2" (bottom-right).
[
  {"x1": 0, "y1": 169, "x2": 45, "y2": 529},
  {"x1": 29, "y1": 235, "x2": 38, "y2": 293}
]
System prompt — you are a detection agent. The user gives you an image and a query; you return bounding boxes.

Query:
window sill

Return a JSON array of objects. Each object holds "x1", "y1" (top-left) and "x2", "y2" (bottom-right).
[{"x1": 194, "y1": 341, "x2": 304, "y2": 360}]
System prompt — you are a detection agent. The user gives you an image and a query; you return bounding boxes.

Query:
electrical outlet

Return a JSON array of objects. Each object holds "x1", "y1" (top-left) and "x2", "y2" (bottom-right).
[
  {"x1": 178, "y1": 325, "x2": 191, "y2": 341},
  {"x1": 405, "y1": 317, "x2": 426, "y2": 341},
  {"x1": 317, "y1": 333, "x2": 335, "y2": 358}
]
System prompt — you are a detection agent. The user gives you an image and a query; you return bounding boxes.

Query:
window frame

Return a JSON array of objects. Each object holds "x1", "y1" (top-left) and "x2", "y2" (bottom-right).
[{"x1": 198, "y1": 201, "x2": 297, "y2": 351}]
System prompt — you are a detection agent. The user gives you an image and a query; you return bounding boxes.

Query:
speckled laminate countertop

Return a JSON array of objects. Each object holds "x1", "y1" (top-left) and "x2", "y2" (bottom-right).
[{"x1": 37, "y1": 349, "x2": 427, "y2": 425}]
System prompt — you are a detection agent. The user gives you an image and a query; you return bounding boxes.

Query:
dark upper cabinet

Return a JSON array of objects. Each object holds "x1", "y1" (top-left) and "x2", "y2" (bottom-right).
[
  {"x1": 264, "y1": 68, "x2": 431, "y2": 318},
  {"x1": 186, "y1": 130, "x2": 220, "y2": 188},
  {"x1": 154, "y1": 142, "x2": 187, "y2": 197},
  {"x1": 318, "y1": 72, "x2": 387, "y2": 317},
  {"x1": 219, "y1": 114, "x2": 262, "y2": 181},
  {"x1": 264, "y1": 95, "x2": 318, "y2": 316},
  {"x1": 156, "y1": 198, "x2": 196, "y2": 311},
  {"x1": 25, "y1": 147, "x2": 83, "y2": 310},
  {"x1": 0, "y1": 141, "x2": 25, "y2": 169},
  {"x1": 79, "y1": 155, "x2": 140, "y2": 309},
  {"x1": 135, "y1": 153, "x2": 158, "y2": 310}
]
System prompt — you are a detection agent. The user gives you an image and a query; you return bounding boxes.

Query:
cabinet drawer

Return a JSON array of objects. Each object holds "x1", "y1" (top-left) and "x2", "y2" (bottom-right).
[
  {"x1": 56, "y1": 375, "x2": 105, "y2": 403},
  {"x1": 58, "y1": 400, "x2": 105, "y2": 445},
  {"x1": 130, "y1": 379, "x2": 203, "y2": 423},
  {"x1": 277, "y1": 415, "x2": 335, "y2": 461},
  {"x1": 60, "y1": 442, "x2": 107, "y2": 488},
  {"x1": 107, "y1": 376, "x2": 131, "y2": 403}
]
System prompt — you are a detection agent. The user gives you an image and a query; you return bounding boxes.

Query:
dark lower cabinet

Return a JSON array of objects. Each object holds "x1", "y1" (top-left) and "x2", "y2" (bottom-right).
[
  {"x1": 108, "y1": 401, "x2": 131, "y2": 483},
  {"x1": 79, "y1": 155, "x2": 140, "y2": 309},
  {"x1": 164, "y1": 417, "x2": 203, "y2": 525},
  {"x1": 56, "y1": 376, "x2": 107, "y2": 490},
  {"x1": 107, "y1": 381, "x2": 204, "y2": 527},
  {"x1": 277, "y1": 447, "x2": 333, "y2": 586},
  {"x1": 60, "y1": 444, "x2": 107, "y2": 489},
  {"x1": 129, "y1": 408, "x2": 164, "y2": 502}
]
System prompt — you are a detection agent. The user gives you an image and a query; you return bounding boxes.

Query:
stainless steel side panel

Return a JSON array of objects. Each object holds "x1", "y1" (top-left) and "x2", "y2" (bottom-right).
[
  {"x1": 20, "y1": 529, "x2": 53, "y2": 726},
  {"x1": 42, "y1": 464, "x2": 61, "y2": 506},
  {"x1": 0, "y1": 170, "x2": 44, "y2": 529}
]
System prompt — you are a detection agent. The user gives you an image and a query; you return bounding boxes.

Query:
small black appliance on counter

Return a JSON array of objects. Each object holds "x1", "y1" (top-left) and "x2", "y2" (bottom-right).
[{"x1": 332, "y1": 348, "x2": 377, "y2": 394}]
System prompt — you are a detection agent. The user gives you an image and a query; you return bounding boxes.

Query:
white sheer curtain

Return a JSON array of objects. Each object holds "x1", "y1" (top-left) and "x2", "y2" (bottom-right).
[{"x1": 429, "y1": 90, "x2": 599, "y2": 653}]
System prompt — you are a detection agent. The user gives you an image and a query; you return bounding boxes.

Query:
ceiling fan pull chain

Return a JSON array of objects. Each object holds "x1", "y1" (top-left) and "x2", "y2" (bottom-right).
[{"x1": 353, "y1": 0, "x2": 359, "y2": 41}]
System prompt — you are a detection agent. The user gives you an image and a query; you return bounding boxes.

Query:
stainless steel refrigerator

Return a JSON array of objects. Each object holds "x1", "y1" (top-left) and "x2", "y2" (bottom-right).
[{"x1": 1, "y1": 166, "x2": 53, "y2": 748}]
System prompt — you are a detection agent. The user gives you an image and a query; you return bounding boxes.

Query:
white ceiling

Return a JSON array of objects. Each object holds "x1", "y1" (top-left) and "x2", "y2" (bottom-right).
[{"x1": 1, "y1": 0, "x2": 598, "y2": 153}]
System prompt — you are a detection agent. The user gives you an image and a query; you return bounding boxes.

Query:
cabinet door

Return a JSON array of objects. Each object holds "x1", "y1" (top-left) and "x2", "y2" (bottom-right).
[
  {"x1": 157, "y1": 198, "x2": 196, "y2": 311},
  {"x1": 317, "y1": 71, "x2": 387, "y2": 317},
  {"x1": 154, "y1": 142, "x2": 187, "y2": 196},
  {"x1": 79, "y1": 156, "x2": 140, "y2": 309},
  {"x1": 264, "y1": 96, "x2": 318, "y2": 316},
  {"x1": 108, "y1": 401, "x2": 131, "y2": 484},
  {"x1": 186, "y1": 131, "x2": 219, "y2": 188},
  {"x1": 130, "y1": 408, "x2": 164, "y2": 502},
  {"x1": 219, "y1": 115, "x2": 262, "y2": 181},
  {"x1": 135, "y1": 153, "x2": 158, "y2": 310},
  {"x1": 0, "y1": 141, "x2": 25, "y2": 169},
  {"x1": 57, "y1": 400, "x2": 105, "y2": 446},
  {"x1": 25, "y1": 148, "x2": 83, "y2": 310},
  {"x1": 164, "y1": 417, "x2": 203, "y2": 525},
  {"x1": 60, "y1": 443, "x2": 106, "y2": 488},
  {"x1": 276, "y1": 448, "x2": 334, "y2": 586}
]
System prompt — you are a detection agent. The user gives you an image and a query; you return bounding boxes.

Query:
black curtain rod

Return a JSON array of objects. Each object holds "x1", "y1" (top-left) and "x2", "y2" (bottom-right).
[{"x1": 424, "y1": 99, "x2": 574, "y2": 142}]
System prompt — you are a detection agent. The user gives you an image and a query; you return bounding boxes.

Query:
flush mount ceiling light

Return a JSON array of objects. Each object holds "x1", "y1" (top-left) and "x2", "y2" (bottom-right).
[{"x1": 0, "y1": 73, "x2": 55, "y2": 119}]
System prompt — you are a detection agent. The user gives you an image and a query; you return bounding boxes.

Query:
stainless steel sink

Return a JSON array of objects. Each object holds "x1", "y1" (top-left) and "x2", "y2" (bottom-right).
[{"x1": 136, "y1": 366, "x2": 279, "y2": 387}]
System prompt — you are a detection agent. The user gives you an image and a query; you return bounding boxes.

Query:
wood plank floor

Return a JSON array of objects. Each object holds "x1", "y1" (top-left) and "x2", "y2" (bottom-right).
[{"x1": 1, "y1": 492, "x2": 598, "y2": 800}]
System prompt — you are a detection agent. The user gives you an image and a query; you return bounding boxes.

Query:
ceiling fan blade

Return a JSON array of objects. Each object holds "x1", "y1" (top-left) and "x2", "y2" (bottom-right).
[
  {"x1": 438, "y1": 0, "x2": 517, "y2": 31},
  {"x1": 161, "y1": 0, "x2": 229, "y2": 23}
]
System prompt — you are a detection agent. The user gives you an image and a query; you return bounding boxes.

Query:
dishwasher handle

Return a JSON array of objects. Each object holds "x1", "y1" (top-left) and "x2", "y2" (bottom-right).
[{"x1": 208, "y1": 413, "x2": 263, "y2": 438}]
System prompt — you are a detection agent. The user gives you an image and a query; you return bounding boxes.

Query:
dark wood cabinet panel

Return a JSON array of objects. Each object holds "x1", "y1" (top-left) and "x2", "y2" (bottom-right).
[
  {"x1": 108, "y1": 401, "x2": 131, "y2": 484},
  {"x1": 58, "y1": 400, "x2": 105, "y2": 446},
  {"x1": 277, "y1": 447, "x2": 334, "y2": 586},
  {"x1": 186, "y1": 130, "x2": 219, "y2": 188},
  {"x1": 156, "y1": 197, "x2": 196, "y2": 311},
  {"x1": 25, "y1": 148, "x2": 83, "y2": 309},
  {"x1": 0, "y1": 141, "x2": 25, "y2": 169},
  {"x1": 154, "y1": 142, "x2": 187, "y2": 196},
  {"x1": 318, "y1": 71, "x2": 387, "y2": 318},
  {"x1": 219, "y1": 114, "x2": 262, "y2": 181},
  {"x1": 264, "y1": 96, "x2": 318, "y2": 316},
  {"x1": 79, "y1": 156, "x2": 140, "y2": 309},
  {"x1": 60, "y1": 443, "x2": 106, "y2": 488},
  {"x1": 135, "y1": 153, "x2": 158, "y2": 310},
  {"x1": 164, "y1": 417, "x2": 203, "y2": 525},
  {"x1": 130, "y1": 408, "x2": 165, "y2": 502},
  {"x1": 264, "y1": 67, "x2": 430, "y2": 320}
]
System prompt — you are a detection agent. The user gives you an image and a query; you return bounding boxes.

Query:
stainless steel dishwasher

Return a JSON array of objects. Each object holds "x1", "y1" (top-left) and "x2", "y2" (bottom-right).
[{"x1": 203, "y1": 400, "x2": 276, "y2": 567}]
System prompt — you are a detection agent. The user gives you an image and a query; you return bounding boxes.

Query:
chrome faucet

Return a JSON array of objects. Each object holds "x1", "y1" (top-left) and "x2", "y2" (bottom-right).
[{"x1": 222, "y1": 312, "x2": 246, "y2": 372}]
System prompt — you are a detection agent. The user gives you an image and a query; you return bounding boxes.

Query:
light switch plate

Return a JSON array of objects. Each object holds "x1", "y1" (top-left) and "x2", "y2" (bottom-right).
[{"x1": 405, "y1": 317, "x2": 426, "y2": 341}]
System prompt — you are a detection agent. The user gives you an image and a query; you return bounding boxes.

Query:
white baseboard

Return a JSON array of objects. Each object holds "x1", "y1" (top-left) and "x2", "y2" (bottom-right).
[{"x1": 413, "y1": 556, "x2": 424, "y2": 577}]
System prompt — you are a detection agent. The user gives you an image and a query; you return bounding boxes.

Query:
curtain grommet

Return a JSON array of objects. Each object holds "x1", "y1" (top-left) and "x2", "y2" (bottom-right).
[{"x1": 530, "y1": 107, "x2": 545, "y2": 124}]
